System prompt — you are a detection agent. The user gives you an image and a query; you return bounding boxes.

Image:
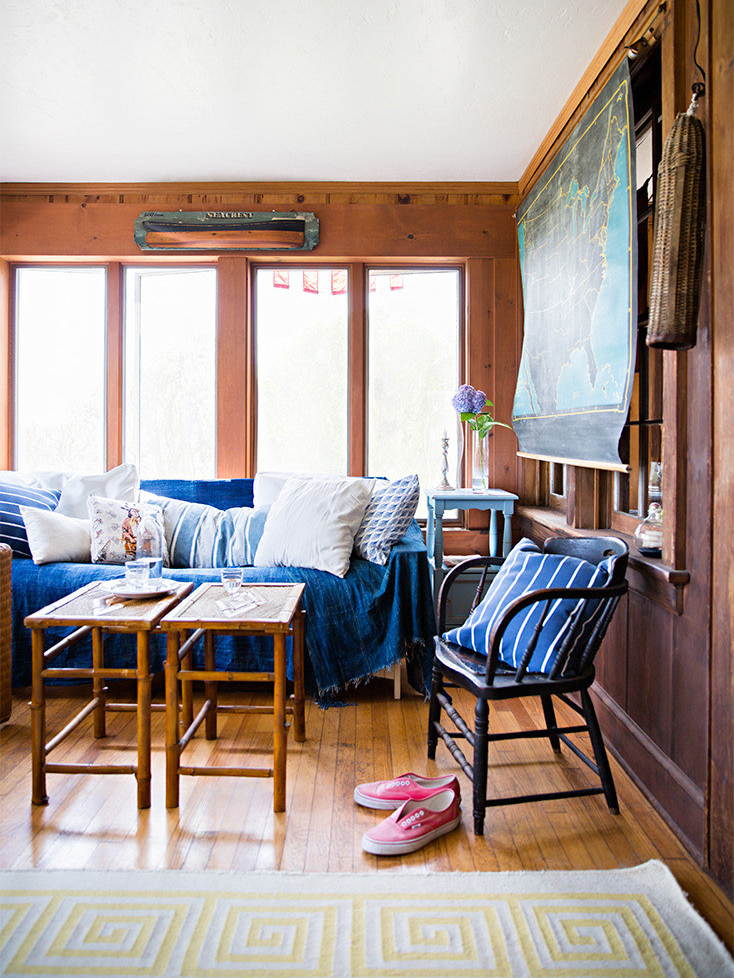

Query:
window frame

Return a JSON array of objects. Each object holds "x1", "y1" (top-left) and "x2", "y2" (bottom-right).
[
  {"x1": 6, "y1": 258, "x2": 466, "y2": 487},
  {"x1": 10, "y1": 261, "x2": 110, "y2": 470},
  {"x1": 248, "y1": 259, "x2": 467, "y2": 486},
  {"x1": 611, "y1": 48, "x2": 664, "y2": 535}
]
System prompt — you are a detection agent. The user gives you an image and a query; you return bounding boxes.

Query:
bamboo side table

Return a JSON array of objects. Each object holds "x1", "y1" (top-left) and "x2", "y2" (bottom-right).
[
  {"x1": 26, "y1": 580, "x2": 194, "y2": 809},
  {"x1": 160, "y1": 582, "x2": 306, "y2": 813}
]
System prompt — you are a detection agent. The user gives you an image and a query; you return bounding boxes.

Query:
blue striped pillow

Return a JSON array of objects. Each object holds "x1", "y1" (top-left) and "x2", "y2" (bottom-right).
[
  {"x1": 0, "y1": 482, "x2": 61, "y2": 558},
  {"x1": 443, "y1": 539, "x2": 613, "y2": 675},
  {"x1": 139, "y1": 491, "x2": 269, "y2": 568}
]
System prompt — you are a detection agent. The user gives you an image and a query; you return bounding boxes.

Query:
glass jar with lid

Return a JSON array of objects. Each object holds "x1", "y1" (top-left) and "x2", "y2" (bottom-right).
[{"x1": 634, "y1": 502, "x2": 664, "y2": 558}]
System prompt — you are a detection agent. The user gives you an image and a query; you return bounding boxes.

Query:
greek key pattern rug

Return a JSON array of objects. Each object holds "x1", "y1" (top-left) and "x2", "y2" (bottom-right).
[{"x1": 1, "y1": 862, "x2": 731, "y2": 978}]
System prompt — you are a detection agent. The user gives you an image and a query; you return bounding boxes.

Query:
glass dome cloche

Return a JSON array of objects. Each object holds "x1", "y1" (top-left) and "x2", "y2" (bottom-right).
[{"x1": 634, "y1": 502, "x2": 664, "y2": 558}]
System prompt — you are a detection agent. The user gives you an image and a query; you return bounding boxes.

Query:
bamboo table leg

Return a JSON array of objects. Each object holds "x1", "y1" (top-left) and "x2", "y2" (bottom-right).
[
  {"x1": 292, "y1": 611, "x2": 306, "y2": 743},
  {"x1": 181, "y1": 629, "x2": 194, "y2": 732},
  {"x1": 165, "y1": 631, "x2": 181, "y2": 809},
  {"x1": 136, "y1": 631, "x2": 152, "y2": 809},
  {"x1": 204, "y1": 630, "x2": 217, "y2": 740},
  {"x1": 273, "y1": 633, "x2": 287, "y2": 813},
  {"x1": 30, "y1": 627, "x2": 48, "y2": 806},
  {"x1": 92, "y1": 626, "x2": 106, "y2": 738}
]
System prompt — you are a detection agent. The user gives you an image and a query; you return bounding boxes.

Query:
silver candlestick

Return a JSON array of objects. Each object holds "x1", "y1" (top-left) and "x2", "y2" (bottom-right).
[{"x1": 435, "y1": 431, "x2": 454, "y2": 490}]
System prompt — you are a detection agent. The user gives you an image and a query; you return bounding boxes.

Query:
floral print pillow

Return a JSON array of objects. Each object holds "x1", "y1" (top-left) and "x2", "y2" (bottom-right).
[{"x1": 87, "y1": 495, "x2": 169, "y2": 566}]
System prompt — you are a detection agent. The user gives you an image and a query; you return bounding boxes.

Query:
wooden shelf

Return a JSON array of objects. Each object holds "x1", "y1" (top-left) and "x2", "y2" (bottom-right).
[{"x1": 515, "y1": 504, "x2": 689, "y2": 615}]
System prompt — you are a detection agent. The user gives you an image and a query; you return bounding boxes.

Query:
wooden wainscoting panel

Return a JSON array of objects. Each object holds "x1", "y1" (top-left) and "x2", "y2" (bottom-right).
[{"x1": 624, "y1": 588, "x2": 673, "y2": 754}]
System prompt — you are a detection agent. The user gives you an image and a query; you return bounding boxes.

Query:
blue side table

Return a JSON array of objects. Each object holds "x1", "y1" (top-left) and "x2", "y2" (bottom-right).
[{"x1": 425, "y1": 488, "x2": 519, "y2": 607}]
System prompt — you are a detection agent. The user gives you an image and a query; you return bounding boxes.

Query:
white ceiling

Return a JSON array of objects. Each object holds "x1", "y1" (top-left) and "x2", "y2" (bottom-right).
[{"x1": 0, "y1": 0, "x2": 630, "y2": 184}]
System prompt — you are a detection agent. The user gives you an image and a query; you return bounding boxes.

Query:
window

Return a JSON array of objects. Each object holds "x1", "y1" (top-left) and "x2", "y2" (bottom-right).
[
  {"x1": 14, "y1": 266, "x2": 106, "y2": 471},
  {"x1": 613, "y1": 47, "x2": 663, "y2": 529},
  {"x1": 124, "y1": 267, "x2": 217, "y2": 478},
  {"x1": 254, "y1": 267, "x2": 349, "y2": 474},
  {"x1": 367, "y1": 268, "x2": 461, "y2": 517},
  {"x1": 10, "y1": 261, "x2": 462, "y2": 510}
]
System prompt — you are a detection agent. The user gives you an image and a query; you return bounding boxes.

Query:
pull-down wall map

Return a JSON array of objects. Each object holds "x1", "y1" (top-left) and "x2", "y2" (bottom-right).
[{"x1": 512, "y1": 59, "x2": 636, "y2": 471}]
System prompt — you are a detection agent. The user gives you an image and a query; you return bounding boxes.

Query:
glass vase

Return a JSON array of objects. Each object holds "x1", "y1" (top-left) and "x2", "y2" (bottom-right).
[{"x1": 472, "y1": 433, "x2": 490, "y2": 491}]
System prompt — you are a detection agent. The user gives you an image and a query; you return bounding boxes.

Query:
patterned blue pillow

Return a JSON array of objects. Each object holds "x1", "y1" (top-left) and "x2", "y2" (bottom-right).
[
  {"x1": 353, "y1": 473, "x2": 420, "y2": 565},
  {"x1": 443, "y1": 539, "x2": 613, "y2": 675},
  {"x1": 0, "y1": 481, "x2": 61, "y2": 558},
  {"x1": 139, "y1": 491, "x2": 269, "y2": 568}
]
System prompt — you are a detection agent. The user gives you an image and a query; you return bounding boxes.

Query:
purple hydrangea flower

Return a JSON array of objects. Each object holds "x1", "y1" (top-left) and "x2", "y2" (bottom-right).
[
  {"x1": 471, "y1": 389, "x2": 488, "y2": 414},
  {"x1": 451, "y1": 384, "x2": 479, "y2": 414}
]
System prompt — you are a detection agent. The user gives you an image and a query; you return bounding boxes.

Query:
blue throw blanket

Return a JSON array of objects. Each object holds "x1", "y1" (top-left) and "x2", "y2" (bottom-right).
[{"x1": 11, "y1": 520, "x2": 436, "y2": 705}]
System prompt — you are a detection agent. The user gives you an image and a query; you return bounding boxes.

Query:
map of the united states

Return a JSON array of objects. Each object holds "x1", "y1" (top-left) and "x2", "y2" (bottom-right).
[{"x1": 512, "y1": 62, "x2": 636, "y2": 469}]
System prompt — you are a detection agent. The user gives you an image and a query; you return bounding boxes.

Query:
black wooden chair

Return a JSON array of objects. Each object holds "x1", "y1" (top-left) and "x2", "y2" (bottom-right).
[{"x1": 427, "y1": 536, "x2": 628, "y2": 835}]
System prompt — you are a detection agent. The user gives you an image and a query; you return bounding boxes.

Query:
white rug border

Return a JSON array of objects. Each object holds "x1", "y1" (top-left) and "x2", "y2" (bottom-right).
[{"x1": 2, "y1": 859, "x2": 732, "y2": 977}]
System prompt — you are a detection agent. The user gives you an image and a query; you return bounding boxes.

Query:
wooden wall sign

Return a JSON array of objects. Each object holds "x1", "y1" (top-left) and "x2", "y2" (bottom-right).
[{"x1": 134, "y1": 210, "x2": 319, "y2": 251}]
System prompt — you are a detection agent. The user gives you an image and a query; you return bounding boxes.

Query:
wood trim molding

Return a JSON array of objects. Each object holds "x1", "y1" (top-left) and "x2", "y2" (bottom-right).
[
  {"x1": 515, "y1": 503, "x2": 689, "y2": 614},
  {"x1": 709, "y1": 0, "x2": 733, "y2": 890},
  {"x1": 216, "y1": 257, "x2": 248, "y2": 477},
  {"x1": 349, "y1": 263, "x2": 366, "y2": 475},
  {"x1": 0, "y1": 181, "x2": 520, "y2": 201},
  {"x1": 519, "y1": 0, "x2": 661, "y2": 198},
  {"x1": 105, "y1": 262, "x2": 124, "y2": 469},
  {"x1": 0, "y1": 260, "x2": 10, "y2": 468}
]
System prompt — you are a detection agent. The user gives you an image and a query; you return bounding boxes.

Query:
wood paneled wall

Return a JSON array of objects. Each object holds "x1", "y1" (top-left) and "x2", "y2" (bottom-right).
[
  {"x1": 0, "y1": 185, "x2": 519, "y2": 262},
  {"x1": 709, "y1": 0, "x2": 734, "y2": 891},
  {"x1": 515, "y1": 0, "x2": 733, "y2": 896},
  {"x1": 0, "y1": 181, "x2": 522, "y2": 544}
]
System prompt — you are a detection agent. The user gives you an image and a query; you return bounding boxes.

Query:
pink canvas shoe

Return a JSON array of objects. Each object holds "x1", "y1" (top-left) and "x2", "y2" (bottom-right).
[
  {"x1": 361, "y1": 788, "x2": 461, "y2": 855},
  {"x1": 354, "y1": 772, "x2": 460, "y2": 809}
]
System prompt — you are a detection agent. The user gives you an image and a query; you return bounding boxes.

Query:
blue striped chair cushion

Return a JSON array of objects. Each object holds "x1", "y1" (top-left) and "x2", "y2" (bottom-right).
[
  {"x1": 0, "y1": 482, "x2": 61, "y2": 558},
  {"x1": 139, "y1": 491, "x2": 269, "y2": 568},
  {"x1": 443, "y1": 539, "x2": 613, "y2": 675},
  {"x1": 354, "y1": 473, "x2": 420, "y2": 565}
]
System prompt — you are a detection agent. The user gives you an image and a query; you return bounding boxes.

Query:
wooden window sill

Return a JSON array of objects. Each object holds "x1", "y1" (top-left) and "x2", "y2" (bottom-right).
[{"x1": 515, "y1": 504, "x2": 689, "y2": 615}]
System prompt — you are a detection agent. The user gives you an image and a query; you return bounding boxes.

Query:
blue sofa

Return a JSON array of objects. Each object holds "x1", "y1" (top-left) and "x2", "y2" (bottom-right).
[{"x1": 9, "y1": 478, "x2": 436, "y2": 703}]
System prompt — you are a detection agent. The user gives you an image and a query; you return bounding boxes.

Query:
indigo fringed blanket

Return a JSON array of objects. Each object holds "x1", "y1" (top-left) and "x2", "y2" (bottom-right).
[{"x1": 11, "y1": 522, "x2": 436, "y2": 704}]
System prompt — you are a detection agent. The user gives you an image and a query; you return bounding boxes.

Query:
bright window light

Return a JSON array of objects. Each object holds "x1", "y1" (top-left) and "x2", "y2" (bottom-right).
[
  {"x1": 255, "y1": 268, "x2": 349, "y2": 474},
  {"x1": 367, "y1": 268, "x2": 461, "y2": 517},
  {"x1": 15, "y1": 267, "x2": 106, "y2": 471},
  {"x1": 124, "y1": 267, "x2": 216, "y2": 478}
]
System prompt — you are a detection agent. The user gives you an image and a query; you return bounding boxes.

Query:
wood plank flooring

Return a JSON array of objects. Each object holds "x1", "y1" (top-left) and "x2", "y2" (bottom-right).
[{"x1": 1, "y1": 674, "x2": 731, "y2": 951}]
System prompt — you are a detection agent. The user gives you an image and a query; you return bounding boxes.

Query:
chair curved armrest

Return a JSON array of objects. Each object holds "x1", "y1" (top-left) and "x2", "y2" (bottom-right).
[
  {"x1": 0, "y1": 543, "x2": 11, "y2": 723},
  {"x1": 436, "y1": 555, "x2": 504, "y2": 633}
]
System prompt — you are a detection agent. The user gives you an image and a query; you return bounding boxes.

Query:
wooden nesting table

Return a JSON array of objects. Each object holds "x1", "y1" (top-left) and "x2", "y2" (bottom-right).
[
  {"x1": 26, "y1": 580, "x2": 194, "y2": 809},
  {"x1": 160, "y1": 582, "x2": 306, "y2": 812}
]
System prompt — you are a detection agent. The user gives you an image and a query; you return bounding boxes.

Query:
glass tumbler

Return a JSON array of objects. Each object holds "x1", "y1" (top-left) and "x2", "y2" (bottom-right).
[{"x1": 125, "y1": 559, "x2": 150, "y2": 589}]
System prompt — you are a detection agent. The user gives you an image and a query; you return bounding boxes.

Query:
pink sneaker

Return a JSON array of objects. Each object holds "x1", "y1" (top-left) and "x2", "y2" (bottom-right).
[
  {"x1": 354, "y1": 772, "x2": 460, "y2": 809},
  {"x1": 361, "y1": 789, "x2": 461, "y2": 855}
]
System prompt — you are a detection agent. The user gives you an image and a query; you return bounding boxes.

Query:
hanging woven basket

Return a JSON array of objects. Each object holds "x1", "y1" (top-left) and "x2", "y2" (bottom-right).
[{"x1": 647, "y1": 99, "x2": 706, "y2": 350}]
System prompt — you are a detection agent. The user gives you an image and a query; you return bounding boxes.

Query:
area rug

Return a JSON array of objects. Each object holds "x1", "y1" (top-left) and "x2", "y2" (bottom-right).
[{"x1": 1, "y1": 861, "x2": 731, "y2": 978}]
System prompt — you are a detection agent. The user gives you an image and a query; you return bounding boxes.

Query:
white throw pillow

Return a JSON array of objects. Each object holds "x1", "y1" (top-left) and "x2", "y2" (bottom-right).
[
  {"x1": 0, "y1": 470, "x2": 42, "y2": 486},
  {"x1": 20, "y1": 507, "x2": 92, "y2": 565},
  {"x1": 253, "y1": 471, "x2": 378, "y2": 508},
  {"x1": 254, "y1": 476, "x2": 371, "y2": 577},
  {"x1": 56, "y1": 463, "x2": 139, "y2": 518}
]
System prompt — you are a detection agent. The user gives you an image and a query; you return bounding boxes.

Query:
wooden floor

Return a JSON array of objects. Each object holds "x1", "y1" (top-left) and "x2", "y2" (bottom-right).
[{"x1": 1, "y1": 674, "x2": 732, "y2": 952}]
